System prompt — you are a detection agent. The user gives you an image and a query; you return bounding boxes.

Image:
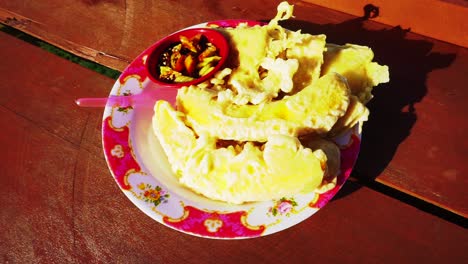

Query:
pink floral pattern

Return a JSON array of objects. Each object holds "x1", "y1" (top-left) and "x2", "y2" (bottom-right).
[
  {"x1": 269, "y1": 198, "x2": 298, "y2": 217},
  {"x1": 138, "y1": 183, "x2": 169, "y2": 207}
]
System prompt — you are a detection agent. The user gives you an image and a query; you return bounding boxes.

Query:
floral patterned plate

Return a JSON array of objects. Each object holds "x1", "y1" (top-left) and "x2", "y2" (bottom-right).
[{"x1": 102, "y1": 20, "x2": 361, "y2": 239}]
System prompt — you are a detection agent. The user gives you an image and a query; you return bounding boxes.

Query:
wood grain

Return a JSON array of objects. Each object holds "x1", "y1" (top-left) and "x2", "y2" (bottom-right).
[
  {"x1": 0, "y1": 30, "x2": 467, "y2": 263},
  {"x1": 0, "y1": 0, "x2": 287, "y2": 71},
  {"x1": 0, "y1": 0, "x2": 467, "y2": 216},
  {"x1": 304, "y1": 0, "x2": 468, "y2": 48},
  {"x1": 0, "y1": 106, "x2": 76, "y2": 262}
]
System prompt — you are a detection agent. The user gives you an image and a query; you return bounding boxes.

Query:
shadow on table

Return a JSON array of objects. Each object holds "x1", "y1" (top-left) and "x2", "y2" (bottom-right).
[
  {"x1": 279, "y1": 8, "x2": 455, "y2": 189},
  {"x1": 276, "y1": 6, "x2": 457, "y2": 207}
]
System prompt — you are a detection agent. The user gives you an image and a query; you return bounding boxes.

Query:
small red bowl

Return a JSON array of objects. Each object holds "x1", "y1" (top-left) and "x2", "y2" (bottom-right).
[{"x1": 146, "y1": 28, "x2": 229, "y2": 87}]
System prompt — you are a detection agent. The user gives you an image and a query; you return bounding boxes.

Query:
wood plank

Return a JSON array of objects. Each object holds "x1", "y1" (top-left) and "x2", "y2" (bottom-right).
[
  {"x1": 0, "y1": 1, "x2": 466, "y2": 214},
  {"x1": 0, "y1": 0, "x2": 287, "y2": 71},
  {"x1": 0, "y1": 31, "x2": 108, "y2": 261},
  {"x1": 281, "y1": 9, "x2": 468, "y2": 215},
  {"x1": 0, "y1": 106, "x2": 77, "y2": 262},
  {"x1": 73, "y1": 164, "x2": 468, "y2": 263},
  {"x1": 304, "y1": 0, "x2": 468, "y2": 48},
  {"x1": 0, "y1": 30, "x2": 466, "y2": 263},
  {"x1": 358, "y1": 44, "x2": 468, "y2": 215},
  {"x1": 0, "y1": 29, "x2": 114, "y2": 152},
  {"x1": 0, "y1": 0, "x2": 365, "y2": 71},
  {"x1": 0, "y1": 32, "x2": 114, "y2": 262}
]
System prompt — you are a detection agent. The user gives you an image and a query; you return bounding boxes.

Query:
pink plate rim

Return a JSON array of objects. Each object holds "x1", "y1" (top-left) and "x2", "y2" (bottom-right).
[{"x1": 101, "y1": 20, "x2": 362, "y2": 239}]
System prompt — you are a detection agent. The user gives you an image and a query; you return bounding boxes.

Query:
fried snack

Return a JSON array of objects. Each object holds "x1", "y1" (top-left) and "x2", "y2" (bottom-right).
[
  {"x1": 151, "y1": 1, "x2": 389, "y2": 203},
  {"x1": 178, "y1": 72, "x2": 350, "y2": 142},
  {"x1": 153, "y1": 100, "x2": 327, "y2": 204},
  {"x1": 328, "y1": 95, "x2": 369, "y2": 137},
  {"x1": 322, "y1": 43, "x2": 389, "y2": 104}
]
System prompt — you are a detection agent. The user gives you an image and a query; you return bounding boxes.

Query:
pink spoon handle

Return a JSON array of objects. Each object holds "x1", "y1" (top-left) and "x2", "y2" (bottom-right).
[
  {"x1": 75, "y1": 87, "x2": 178, "y2": 108},
  {"x1": 75, "y1": 97, "x2": 114, "y2": 107}
]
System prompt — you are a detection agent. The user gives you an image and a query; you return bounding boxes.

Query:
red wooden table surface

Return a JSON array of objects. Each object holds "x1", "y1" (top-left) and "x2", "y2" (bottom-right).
[
  {"x1": 0, "y1": 0, "x2": 466, "y2": 217},
  {"x1": 0, "y1": 0, "x2": 467, "y2": 262}
]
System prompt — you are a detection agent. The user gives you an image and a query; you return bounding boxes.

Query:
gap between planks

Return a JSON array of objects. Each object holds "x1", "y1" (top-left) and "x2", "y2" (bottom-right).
[{"x1": 2, "y1": 20, "x2": 466, "y2": 228}]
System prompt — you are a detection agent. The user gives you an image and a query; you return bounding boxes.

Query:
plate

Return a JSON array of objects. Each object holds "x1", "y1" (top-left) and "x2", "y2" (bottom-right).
[{"x1": 102, "y1": 20, "x2": 361, "y2": 239}]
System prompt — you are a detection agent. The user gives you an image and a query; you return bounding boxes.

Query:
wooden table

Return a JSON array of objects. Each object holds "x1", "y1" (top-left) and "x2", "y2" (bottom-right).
[{"x1": 0, "y1": 0, "x2": 466, "y2": 262}]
